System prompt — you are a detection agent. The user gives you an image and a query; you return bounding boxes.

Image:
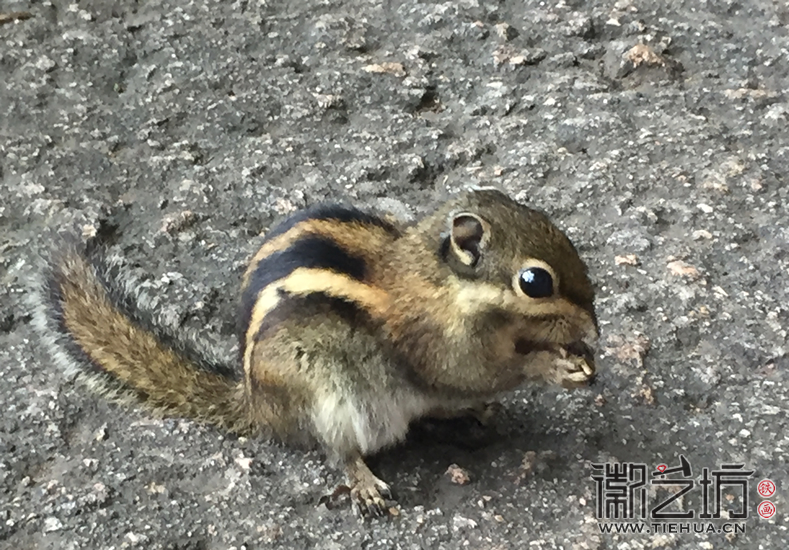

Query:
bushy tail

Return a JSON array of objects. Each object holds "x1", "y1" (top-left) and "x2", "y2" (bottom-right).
[{"x1": 30, "y1": 240, "x2": 253, "y2": 434}]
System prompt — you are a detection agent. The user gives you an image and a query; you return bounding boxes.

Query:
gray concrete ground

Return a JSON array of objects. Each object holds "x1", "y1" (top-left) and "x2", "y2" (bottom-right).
[{"x1": 1, "y1": 0, "x2": 787, "y2": 548}]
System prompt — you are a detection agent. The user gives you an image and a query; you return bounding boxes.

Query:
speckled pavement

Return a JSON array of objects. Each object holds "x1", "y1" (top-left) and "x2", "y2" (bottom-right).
[{"x1": 1, "y1": 1, "x2": 787, "y2": 548}]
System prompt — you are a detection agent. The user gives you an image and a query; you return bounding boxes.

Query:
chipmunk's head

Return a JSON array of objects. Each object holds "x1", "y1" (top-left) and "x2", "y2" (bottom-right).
[{"x1": 434, "y1": 188, "x2": 598, "y2": 389}]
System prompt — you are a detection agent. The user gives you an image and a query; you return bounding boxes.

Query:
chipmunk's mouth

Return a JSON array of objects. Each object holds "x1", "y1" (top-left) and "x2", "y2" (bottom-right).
[
  {"x1": 564, "y1": 340, "x2": 596, "y2": 368},
  {"x1": 515, "y1": 339, "x2": 591, "y2": 356}
]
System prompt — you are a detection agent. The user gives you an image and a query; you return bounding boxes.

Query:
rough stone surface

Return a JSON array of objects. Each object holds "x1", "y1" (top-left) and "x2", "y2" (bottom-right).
[{"x1": 1, "y1": 0, "x2": 787, "y2": 548}]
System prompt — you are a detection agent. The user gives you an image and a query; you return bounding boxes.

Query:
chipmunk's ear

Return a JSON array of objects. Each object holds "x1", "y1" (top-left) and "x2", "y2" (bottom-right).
[{"x1": 447, "y1": 212, "x2": 489, "y2": 268}]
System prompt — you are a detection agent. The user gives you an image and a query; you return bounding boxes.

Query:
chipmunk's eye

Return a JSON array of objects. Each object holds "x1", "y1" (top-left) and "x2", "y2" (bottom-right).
[{"x1": 518, "y1": 267, "x2": 554, "y2": 298}]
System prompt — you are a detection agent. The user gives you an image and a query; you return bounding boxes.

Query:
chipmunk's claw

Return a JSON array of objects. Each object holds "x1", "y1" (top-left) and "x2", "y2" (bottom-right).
[{"x1": 350, "y1": 478, "x2": 390, "y2": 517}]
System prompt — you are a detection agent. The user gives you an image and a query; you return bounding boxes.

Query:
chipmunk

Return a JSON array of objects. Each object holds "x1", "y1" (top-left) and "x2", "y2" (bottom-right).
[{"x1": 30, "y1": 188, "x2": 598, "y2": 516}]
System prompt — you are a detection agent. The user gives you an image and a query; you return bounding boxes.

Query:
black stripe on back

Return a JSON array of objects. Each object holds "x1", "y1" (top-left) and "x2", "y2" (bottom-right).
[
  {"x1": 261, "y1": 204, "x2": 400, "y2": 244},
  {"x1": 238, "y1": 236, "x2": 368, "y2": 359}
]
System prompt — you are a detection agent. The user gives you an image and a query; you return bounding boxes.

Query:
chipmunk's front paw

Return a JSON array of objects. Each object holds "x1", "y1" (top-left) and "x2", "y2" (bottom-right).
[
  {"x1": 425, "y1": 401, "x2": 502, "y2": 427},
  {"x1": 556, "y1": 351, "x2": 596, "y2": 389},
  {"x1": 521, "y1": 341, "x2": 597, "y2": 389},
  {"x1": 468, "y1": 401, "x2": 504, "y2": 427}
]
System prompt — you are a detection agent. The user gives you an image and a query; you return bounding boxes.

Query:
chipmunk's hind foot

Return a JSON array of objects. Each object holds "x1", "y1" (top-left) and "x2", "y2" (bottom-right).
[{"x1": 345, "y1": 455, "x2": 393, "y2": 517}]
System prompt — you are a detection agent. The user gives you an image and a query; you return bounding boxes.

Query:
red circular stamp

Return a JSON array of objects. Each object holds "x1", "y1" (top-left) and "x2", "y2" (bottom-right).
[
  {"x1": 758, "y1": 501, "x2": 776, "y2": 520},
  {"x1": 758, "y1": 479, "x2": 776, "y2": 498}
]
